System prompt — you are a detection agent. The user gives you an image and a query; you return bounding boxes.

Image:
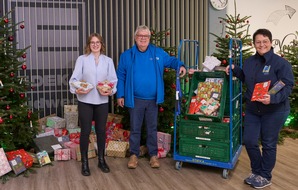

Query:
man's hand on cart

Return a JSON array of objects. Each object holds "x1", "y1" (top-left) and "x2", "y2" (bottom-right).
[{"x1": 179, "y1": 66, "x2": 187, "y2": 77}]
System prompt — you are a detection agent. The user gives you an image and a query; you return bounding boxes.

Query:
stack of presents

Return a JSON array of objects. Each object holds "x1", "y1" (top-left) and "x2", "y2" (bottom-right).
[{"x1": 0, "y1": 105, "x2": 172, "y2": 177}]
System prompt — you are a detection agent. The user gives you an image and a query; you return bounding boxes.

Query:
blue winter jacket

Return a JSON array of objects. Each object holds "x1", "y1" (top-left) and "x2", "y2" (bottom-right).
[
  {"x1": 232, "y1": 48, "x2": 294, "y2": 114},
  {"x1": 116, "y1": 44, "x2": 184, "y2": 108}
]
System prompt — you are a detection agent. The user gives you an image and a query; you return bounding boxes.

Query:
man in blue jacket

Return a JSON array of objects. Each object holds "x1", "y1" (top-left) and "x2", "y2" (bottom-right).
[{"x1": 117, "y1": 25, "x2": 186, "y2": 169}]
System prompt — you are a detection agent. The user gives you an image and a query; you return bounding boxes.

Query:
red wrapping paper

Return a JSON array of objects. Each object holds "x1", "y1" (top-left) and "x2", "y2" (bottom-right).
[{"x1": 6, "y1": 149, "x2": 33, "y2": 168}]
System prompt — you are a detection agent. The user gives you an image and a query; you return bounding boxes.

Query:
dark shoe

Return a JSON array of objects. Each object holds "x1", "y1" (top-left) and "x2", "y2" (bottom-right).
[
  {"x1": 250, "y1": 175, "x2": 272, "y2": 189},
  {"x1": 98, "y1": 157, "x2": 110, "y2": 173},
  {"x1": 244, "y1": 173, "x2": 258, "y2": 185},
  {"x1": 81, "y1": 153, "x2": 90, "y2": 176}
]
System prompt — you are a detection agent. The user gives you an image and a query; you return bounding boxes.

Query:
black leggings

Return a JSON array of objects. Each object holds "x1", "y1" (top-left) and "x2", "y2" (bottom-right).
[{"x1": 78, "y1": 101, "x2": 109, "y2": 156}]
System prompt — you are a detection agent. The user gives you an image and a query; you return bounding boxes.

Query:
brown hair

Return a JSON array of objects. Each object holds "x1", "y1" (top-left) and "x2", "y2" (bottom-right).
[{"x1": 84, "y1": 33, "x2": 106, "y2": 55}]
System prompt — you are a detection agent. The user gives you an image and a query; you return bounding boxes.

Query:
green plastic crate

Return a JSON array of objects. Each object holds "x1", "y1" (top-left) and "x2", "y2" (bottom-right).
[
  {"x1": 179, "y1": 119, "x2": 230, "y2": 142},
  {"x1": 185, "y1": 71, "x2": 228, "y2": 122},
  {"x1": 178, "y1": 125, "x2": 241, "y2": 162},
  {"x1": 179, "y1": 138, "x2": 230, "y2": 162}
]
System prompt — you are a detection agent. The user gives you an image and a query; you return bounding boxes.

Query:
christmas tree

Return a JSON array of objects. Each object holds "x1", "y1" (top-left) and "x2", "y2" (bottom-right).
[
  {"x1": 281, "y1": 31, "x2": 298, "y2": 129},
  {"x1": 210, "y1": 3, "x2": 254, "y2": 66},
  {"x1": 0, "y1": 10, "x2": 39, "y2": 151}
]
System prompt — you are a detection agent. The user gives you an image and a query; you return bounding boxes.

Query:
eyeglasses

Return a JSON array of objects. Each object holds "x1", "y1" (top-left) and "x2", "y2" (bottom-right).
[
  {"x1": 136, "y1": 34, "x2": 150, "y2": 39},
  {"x1": 255, "y1": 40, "x2": 270, "y2": 46},
  {"x1": 90, "y1": 41, "x2": 101, "y2": 45}
]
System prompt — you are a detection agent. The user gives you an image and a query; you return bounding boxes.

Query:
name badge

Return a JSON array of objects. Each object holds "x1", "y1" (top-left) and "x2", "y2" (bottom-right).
[{"x1": 263, "y1": 65, "x2": 270, "y2": 74}]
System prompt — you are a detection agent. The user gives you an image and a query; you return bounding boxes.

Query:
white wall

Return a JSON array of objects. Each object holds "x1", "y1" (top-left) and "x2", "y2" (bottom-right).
[
  {"x1": 209, "y1": 0, "x2": 298, "y2": 54},
  {"x1": 228, "y1": 0, "x2": 298, "y2": 50}
]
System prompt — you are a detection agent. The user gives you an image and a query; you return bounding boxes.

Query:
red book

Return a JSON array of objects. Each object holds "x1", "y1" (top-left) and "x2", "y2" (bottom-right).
[{"x1": 251, "y1": 80, "x2": 271, "y2": 101}]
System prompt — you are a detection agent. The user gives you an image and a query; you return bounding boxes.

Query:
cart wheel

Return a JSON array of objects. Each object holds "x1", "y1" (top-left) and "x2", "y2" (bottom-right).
[
  {"x1": 175, "y1": 161, "x2": 183, "y2": 170},
  {"x1": 222, "y1": 169, "x2": 229, "y2": 179}
]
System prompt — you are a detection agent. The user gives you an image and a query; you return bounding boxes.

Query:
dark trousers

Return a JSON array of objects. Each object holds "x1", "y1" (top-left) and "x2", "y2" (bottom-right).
[
  {"x1": 243, "y1": 110, "x2": 289, "y2": 180},
  {"x1": 78, "y1": 101, "x2": 109, "y2": 155},
  {"x1": 128, "y1": 98, "x2": 158, "y2": 157}
]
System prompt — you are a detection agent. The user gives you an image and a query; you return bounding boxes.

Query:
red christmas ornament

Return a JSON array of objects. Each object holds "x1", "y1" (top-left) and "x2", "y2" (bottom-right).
[
  {"x1": 9, "y1": 88, "x2": 14, "y2": 93},
  {"x1": 164, "y1": 68, "x2": 169, "y2": 72},
  {"x1": 171, "y1": 84, "x2": 176, "y2": 89},
  {"x1": 0, "y1": 117, "x2": 3, "y2": 124},
  {"x1": 22, "y1": 54, "x2": 26, "y2": 59},
  {"x1": 21, "y1": 64, "x2": 27, "y2": 70},
  {"x1": 28, "y1": 110, "x2": 32, "y2": 115},
  {"x1": 6, "y1": 105, "x2": 10, "y2": 110},
  {"x1": 225, "y1": 34, "x2": 229, "y2": 38},
  {"x1": 8, "y1": 36, "x2": 14, "y2": 41},
  {"x1": 166, "y1": 31, "x2": 170, "y2": 36},
  {"x1": 4, "y1": 18, "x2": 9, "y2": 23},
  {"x1": 216, "y1": 44, "x2": 219, "y2": 47},
  {"x1": 222, "y1": 60, "x2": 227, "y2": 65},
  {"x1": 27, "y1": 114, "x2": 31, "y2": 119},
  {"x1": 10, "y1": 115, "x2": 13, "y2": 119},
  {"x1": 159, "y1": 107, "x2": 164, "y2": 112},
  {"x1": 20, "y1": 93, "x2": 25, "y2": 99},
  {"x1": 20, "y1": 24, "x2": 25, "y2": 29},
  {"x1": 10, "y1": 72, "x2": 15, "y2": 77},
  {"x1": 182, "y1": 99, "x2": 187, "y2": 103}
]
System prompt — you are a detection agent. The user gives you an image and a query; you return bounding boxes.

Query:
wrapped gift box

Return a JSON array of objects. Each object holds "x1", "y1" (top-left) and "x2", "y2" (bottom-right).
[
  {"x1": 26, "y1": 152, "x2": 39, "y2": 164},
  {"x1": 6, "y1": 149, "x2": 34, "y2": 168},
  {"x1": 37, "y1": 114, "x2": 56, "y2": 132},
  {"x1": 57, "y1": 135, "x2": 70, "y2": 143},
  {"x1": 63, "y1": 141, "x2": 79, "y2": 160},
  {"x1": 46, "y1": 116, "x2": 66, "y2": 129},
  {"x1": 112, "y1": 128, "x2": 130, "y2": 142},
  {"x1": 107, "y1": 113, "x2": 124, "y2": 124},
  {"x1": 36, "y1": 129, "x2": 55, "y2": 138},
  {"x1": 76, "y1": 143, "x2": 96, "y2": 161},
  {"x1": 64, "y1": 112, "x2": 78, "y2": 129},
  {"x1": 106, "y1": 141, "x2": 129, "y2": 158},
  {"x1": 68, "y1": 128, "x2": 81, "y2": 134},
  {"x1": 157, "y1": 132, "x2": 171, "y2": 152},
  {"x1": 64, "y1": 105, "x2": 78, "y2": 113},
  {"x1": 54, "y1": 149, "x2": 71, "y2": 161},
  {"x1": 36, "y1": 150, "x2": 51, "y2": 166},
  {"x1": 9, "y1": 156, "x2": 26, "y2": 175},
  {"x1": 33, "y1": 135, "x2": 63, "y2": 156},
  {"x1": 158, "y1": 148, "x2": 168, "y2": 158},
  {"x1": 0, "y1": 148, "x2": 12, "y2": 177}
]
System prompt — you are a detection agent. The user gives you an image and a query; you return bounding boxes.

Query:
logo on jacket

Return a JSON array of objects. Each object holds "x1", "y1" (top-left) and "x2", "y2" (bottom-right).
[{"x1": 262, "y1": 65, "x2": 271, "y2": 75}]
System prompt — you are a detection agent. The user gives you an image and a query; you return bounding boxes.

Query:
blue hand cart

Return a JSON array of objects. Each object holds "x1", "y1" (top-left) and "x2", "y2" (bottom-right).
[{"x1": 173, "y1": 38, "x2": 243, "y2": 178}]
